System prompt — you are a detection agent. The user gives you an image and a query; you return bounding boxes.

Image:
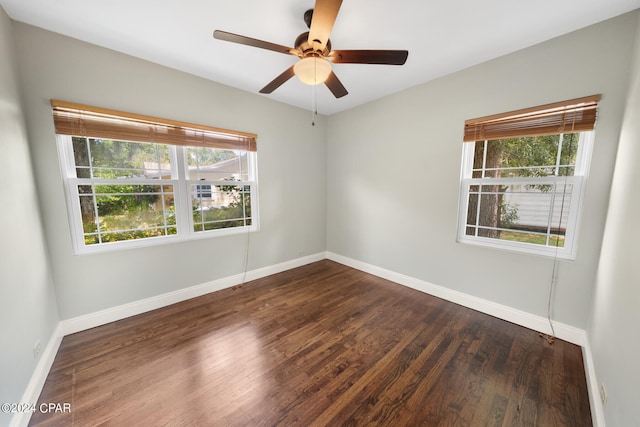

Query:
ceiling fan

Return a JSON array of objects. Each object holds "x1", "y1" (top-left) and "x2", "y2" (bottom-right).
[{"x1": 213, "y1": 0, "x2": 408, "y2": 98}]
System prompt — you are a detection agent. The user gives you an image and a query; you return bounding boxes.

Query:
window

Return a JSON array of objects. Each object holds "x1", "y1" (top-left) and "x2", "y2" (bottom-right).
[
  {"x1": 195, "y1": 183, "x2": 213, "y2": 200},
  {"x1": 52, "y1": 100, "x2": 258, "y2": 254},
  {"x1": 457, "y1": 95, "x2": 600, "y2": 259},
  {"x1": 186, "y1": 146, "x2": 253, "y2": 233}
]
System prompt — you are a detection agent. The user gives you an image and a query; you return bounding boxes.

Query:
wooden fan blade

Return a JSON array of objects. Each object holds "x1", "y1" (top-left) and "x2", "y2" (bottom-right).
[
  {"x1": 329, "y1": 50, "x2": 409, "y2": 65},
  {"x1": 259, "y1": 65, "x2": 296, "y2": 94},
  {"x1": 214, "y1": 30, "x2": 297, "y2": 55},
  {"x1": 308, "y1": 0, "x2": 343, "y2": 51},
  {"x1": 325, "y1": 71, "x2": 348, "y2": 98}
]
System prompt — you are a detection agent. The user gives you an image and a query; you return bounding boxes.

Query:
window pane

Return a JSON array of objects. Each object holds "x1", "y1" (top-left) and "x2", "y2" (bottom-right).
[
  {"x1": 471, "y1": 141, "x2": 485, "y2": 178},
  {"x1": 476, "y1": 192, "x2": 502, "y2": 238},
  {"x1": 186, "y1": 147, "x2": 248, "y2": 181},
  {"x1": 503, "y1": 183, "x2": 572, "y2": 233},
  {"x1": 559, "y1": 133, "x2": 580, "y2": 176},
  {"x1": 473, "y1": 135, "x2": 579, "y2": 179},
  {"x1": 82, "y1": 138, "x2": 170, "y2": 179},
  {"x1": 78, "y1": 183, "x2": 175, "y2": 245},
  {"x1": 466, "y1": 193, "x2": 479, "y2": 226},
  {"x1": 192, "y1": 183, "x2": 251, "y2": 232},
  {"x1": 498, "y1": 230, "x2": 565, "y2": 247},
  {"x1": 79, "y1": 194, "x2": 98, "y2": 240},
  {"x1": 72, "y1": 137, "x2": 91, "y2": 178},
  {"x1": 465, "y1": 181, "x2": 571, "y2": 247}
]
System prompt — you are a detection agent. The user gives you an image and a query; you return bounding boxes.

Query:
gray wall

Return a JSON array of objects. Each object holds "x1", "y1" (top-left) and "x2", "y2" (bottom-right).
[
  {"x1": 326, "y1": 12, "x2": 637, "y2": 329},
  {"x1": 588, "y1": 11, "x2": 640, "y2": 427},
  {"x1": 13, "y1": 22, "x2": 327, "y2": 320},
  {"x1": 0, "y1": 9, "x2": 59, "y2": 427}
]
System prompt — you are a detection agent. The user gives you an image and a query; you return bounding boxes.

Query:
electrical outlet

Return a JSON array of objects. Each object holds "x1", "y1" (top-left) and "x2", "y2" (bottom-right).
[
  {"x1": 33, "y1": 340, "x2": 42, "y2": 359},
  {"x1": 600, "y1": 384, "x2": 608, "y2": 407}
]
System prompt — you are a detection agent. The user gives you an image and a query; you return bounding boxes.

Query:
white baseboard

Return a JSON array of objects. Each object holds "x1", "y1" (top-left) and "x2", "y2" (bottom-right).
[
  {"x1": 582, "y1": 338, "x2": 606, "y2": 427},
  {"x1": 326, "y1": 252, "x2": 586, "y2": 346},
  {"x1": 9, "y1": 324, "x2": 63, "y2": 427},
  {"x1": 61, "y1": 252, "x2": 326, "y2": 335}
]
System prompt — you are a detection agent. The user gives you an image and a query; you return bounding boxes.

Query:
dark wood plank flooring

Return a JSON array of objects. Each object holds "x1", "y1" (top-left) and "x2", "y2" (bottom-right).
[{"x1": 30, "y1": 260, "x2": 592, "y2": 426}]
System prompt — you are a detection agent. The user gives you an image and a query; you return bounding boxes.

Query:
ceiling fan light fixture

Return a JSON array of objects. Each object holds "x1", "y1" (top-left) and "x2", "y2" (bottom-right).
[{"x1": 294, "y1": 57, "x2": 332, "y2": 85}]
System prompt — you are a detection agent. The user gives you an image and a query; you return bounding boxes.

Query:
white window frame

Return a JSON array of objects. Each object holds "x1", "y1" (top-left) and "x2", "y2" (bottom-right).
[
  {"x1": 57, "y1": 135, "x2": 259, "y2": 255},
  {"x1": 456, "y1": 131, "x2": 594, "y2": 259}
]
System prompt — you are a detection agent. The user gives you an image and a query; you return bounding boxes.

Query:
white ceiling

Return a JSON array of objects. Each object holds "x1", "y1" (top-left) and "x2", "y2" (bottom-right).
[{"x1": 2, "y1": 0, "x2": 639, "y2": 115}]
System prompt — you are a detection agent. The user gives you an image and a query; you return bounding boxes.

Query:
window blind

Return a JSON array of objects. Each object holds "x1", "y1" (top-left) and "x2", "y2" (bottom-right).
[
  {"x1": 51, "y1": 100, "x2": 257, "y2": 152},
  {"x1": 463, "y1": 95, "x2": 601, "y2": 142}
]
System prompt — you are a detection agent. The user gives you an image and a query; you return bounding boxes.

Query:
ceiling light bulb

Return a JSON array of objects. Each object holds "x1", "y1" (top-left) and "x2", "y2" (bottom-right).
[{"x1": 294, "y1": 57, "x2": 332, "y2": 86}]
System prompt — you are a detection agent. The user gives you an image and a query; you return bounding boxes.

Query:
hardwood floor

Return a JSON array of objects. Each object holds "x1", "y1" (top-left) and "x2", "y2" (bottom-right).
[{"x1": 30, "y1": 260, "x2": 592, "y2": 426}]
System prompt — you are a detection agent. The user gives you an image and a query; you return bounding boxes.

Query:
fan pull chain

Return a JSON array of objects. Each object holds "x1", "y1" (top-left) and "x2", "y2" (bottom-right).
[{"x1": 311, "y1": 84, "x2": 318, "y2": 126}]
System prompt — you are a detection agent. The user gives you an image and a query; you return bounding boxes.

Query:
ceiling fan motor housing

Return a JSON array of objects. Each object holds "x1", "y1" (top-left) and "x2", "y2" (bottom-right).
[{"x1": 294, "y1": 32, "x2": 331, "y2": 58}]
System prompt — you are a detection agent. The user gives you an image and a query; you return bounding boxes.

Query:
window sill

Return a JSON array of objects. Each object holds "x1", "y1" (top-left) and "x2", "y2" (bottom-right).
[
  {"x1": 457, "y1": 236, "x2": 576, "y2": 260},
  {"x1": 72, "y1": 224, "x2": 258, "y2": 255}
]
